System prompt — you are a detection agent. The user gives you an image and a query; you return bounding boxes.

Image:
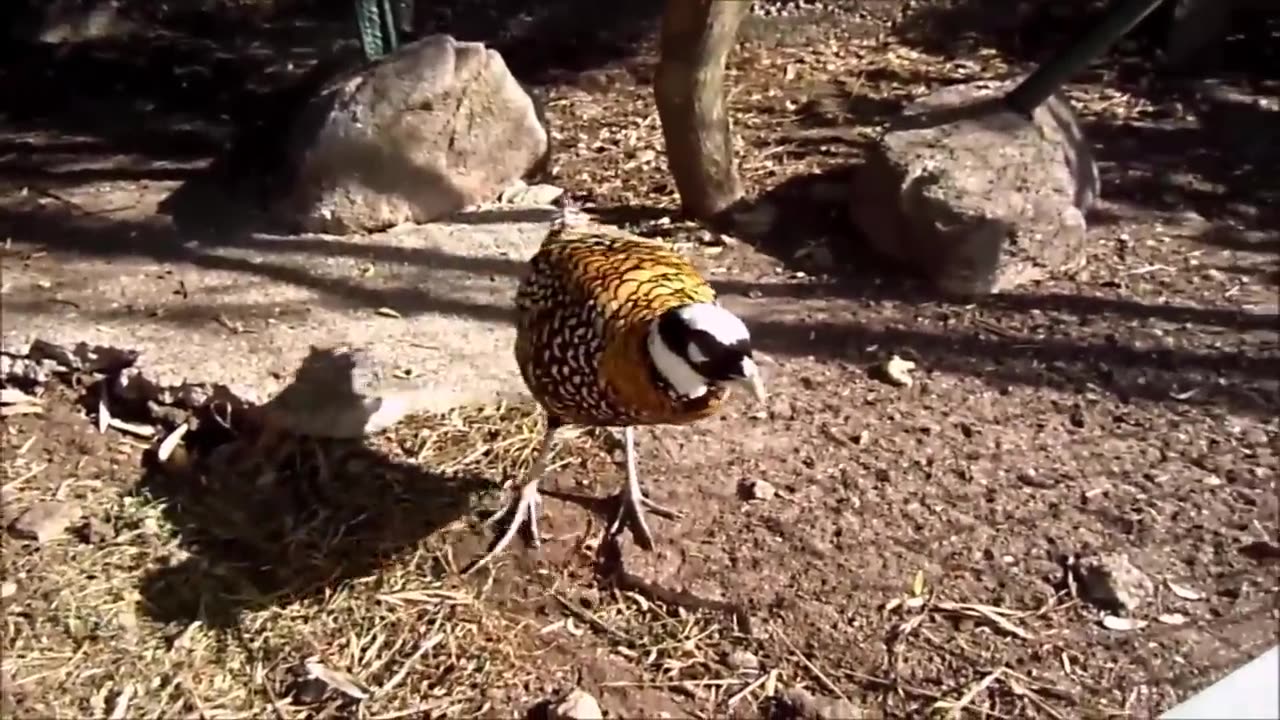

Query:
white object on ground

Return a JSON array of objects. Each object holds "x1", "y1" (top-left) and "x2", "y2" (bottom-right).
[{"x1": 1161, "y1": 646, "x2": 1279, "y2": 719}]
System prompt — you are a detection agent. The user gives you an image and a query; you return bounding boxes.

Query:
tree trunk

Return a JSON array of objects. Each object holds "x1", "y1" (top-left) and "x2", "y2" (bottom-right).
[{"x1": 654, "y1": 0, "x2": 749, "y2": 220}]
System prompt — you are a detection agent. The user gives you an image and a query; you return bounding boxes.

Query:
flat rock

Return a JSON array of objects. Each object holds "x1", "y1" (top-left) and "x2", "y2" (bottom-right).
[
  {"x1": 1, "y1": 210, "x2": 557, "y2": 422},
  {"x1": 279, "y1": 34, "x2": 550, "y2": 234},
  {"x1": 850, "y1": 76, "x2": 1100, "y2": 296},
  {"x1": 8, "y1": 501, "x2": 83, "y2": 543}
]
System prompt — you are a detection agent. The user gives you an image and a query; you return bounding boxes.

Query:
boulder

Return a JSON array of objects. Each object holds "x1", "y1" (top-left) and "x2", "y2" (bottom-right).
[
  {"x1": 279, "y1": 34, "x2": 550, "y2": 234},
  {"x1": 850, "y1": 77, "x2": 1100, "y2": 296}
]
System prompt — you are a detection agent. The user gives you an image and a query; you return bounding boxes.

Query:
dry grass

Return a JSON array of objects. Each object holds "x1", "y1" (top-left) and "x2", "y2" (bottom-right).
[
  {"x1": 4, "y1": 4, "x2": 1275, "y2": 718},
  {"x1": 1, "y1": 397, "x2": 773, "y2": 718}
]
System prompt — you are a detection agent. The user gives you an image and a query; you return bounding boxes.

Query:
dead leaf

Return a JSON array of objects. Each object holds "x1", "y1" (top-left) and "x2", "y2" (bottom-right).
[
  {"x1": 1166, "y1": 580, "x2": 1205, "y2": 601},
  {"x1": 8, "y1": 501, "x2": 83, "y2": 543},
  {"x1": 1100, "y1": 614, "x2": 1147, "y2": 631},
  {"x1": 0, "y1": 404, "x2": 42, "y2": 417},
  {"x1": 107, "y1": 417, "x2": 155, "y2": 438},
  {"x1": 303, "y1": 658, "x2": 371, "y2": 700},
  {"x1": 1156, "y1": 613, "x2": 1188, "y2": 625},
  {"x1": 156, "y1": 422, "x2": 190, "y2": 462},
  {"x1": 375, "y1": 307, "x2": 403, "y2": 319},
  {"x1": 97, "y1": 390, "x2": 111, "y2": 434},
  {"x1": 911, "y1": 569, "x2": 926, "y2": 596},
  {"x1": 0, "y1": 388, "x2": 38, "y2": 405}
]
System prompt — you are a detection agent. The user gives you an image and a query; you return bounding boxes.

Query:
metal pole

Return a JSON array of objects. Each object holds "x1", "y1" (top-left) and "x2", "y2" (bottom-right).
[{"x1": 1002, "y1": 0, "x2": 1167, "y2": 116}]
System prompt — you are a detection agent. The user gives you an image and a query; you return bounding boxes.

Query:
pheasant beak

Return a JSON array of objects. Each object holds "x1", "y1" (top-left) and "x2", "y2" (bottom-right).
[{"x1": 735, "y1": 357, "x2": 767, "y2": 404}]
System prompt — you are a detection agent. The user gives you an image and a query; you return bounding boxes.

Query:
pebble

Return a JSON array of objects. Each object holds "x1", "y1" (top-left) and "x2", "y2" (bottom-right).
[
  {"x1": 79, "y1": 515, "x2": 116, "y2": 544},
  {"x1": 1073, "y1": 552, "x2": 1154, "y2": 614},
  {"x1": 742, "y1": 479, "x2": 777, "y2": 501},
  {"x1": 8, "y1": 501, "x2": 83, "y2": 543},
  {"x1": 726, "y1": 649, "x2": 761, "y2": 672},
  {"x1": 783, "y1": 687, "x2": 871, "y2": 719},
  {"x1": 498, "y1": 182, "x2": 565, "y2": 206},
  {"x1": 550, "y1": 689, "x2": 602, "y2": 720}
]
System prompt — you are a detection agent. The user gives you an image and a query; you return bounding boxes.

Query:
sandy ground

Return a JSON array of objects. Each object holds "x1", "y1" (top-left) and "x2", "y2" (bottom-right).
[{"x1": 2, "y1": 0, "x2": 1277, "y2": 717}]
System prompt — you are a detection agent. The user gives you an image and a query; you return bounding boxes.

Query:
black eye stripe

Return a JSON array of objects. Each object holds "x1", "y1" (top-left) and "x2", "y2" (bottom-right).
[
  {"x1": 687, "y1": 330, "x2": 750, "y2": 355},
  {"x1": 686, "y1": 329, "x2": 718, "y2": 354},
  {"x1": 657, "y1": 309, "x2": 753, "y2": 383}
]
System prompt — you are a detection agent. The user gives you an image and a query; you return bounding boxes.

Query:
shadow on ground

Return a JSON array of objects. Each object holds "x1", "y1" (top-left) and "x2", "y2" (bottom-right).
[
  {"x1": 133, "y1": 355, "x2": 489, "y2": 627},
  {"x1": 6, "y1": 198, "x2": 1276, "y2": 420},
  {"x1": 0, "y1": 0, "x2": 664, "y2": 171},
  {"x1": 0, "y1": 0, "x2": 666, "y2": 229}
]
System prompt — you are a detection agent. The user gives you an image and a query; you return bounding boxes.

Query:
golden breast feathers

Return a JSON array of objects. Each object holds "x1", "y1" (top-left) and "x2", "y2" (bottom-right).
[{"x1": 514, "y1": 223, "x2": 727, "y2": 427}]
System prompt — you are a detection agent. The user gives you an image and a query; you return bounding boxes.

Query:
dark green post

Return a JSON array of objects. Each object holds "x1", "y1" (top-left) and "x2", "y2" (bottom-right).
[{"x1": 1002, "y1": 0, "x2": 1167, "y2": 116}]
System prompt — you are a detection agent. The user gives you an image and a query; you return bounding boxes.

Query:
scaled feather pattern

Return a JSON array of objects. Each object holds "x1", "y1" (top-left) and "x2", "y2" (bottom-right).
[{"x1": 514, "y1": 221, "x2": 727, "y2": 427}]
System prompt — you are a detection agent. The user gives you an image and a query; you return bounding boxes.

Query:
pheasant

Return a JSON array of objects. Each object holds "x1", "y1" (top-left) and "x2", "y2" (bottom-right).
[{"x1": 465, "y1": 210, "x2": 766, "y2": 575}]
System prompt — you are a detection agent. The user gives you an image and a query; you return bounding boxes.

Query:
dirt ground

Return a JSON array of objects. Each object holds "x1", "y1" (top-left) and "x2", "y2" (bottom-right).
[{"x1": 3, "y1": 0, "x2": 1278, "y2": 718}]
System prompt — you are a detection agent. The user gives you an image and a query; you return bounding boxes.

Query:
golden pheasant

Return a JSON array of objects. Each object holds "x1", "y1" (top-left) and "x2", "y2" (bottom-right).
[{"x1": 465, "y1": 209, "x2": 766, "y2": 574}]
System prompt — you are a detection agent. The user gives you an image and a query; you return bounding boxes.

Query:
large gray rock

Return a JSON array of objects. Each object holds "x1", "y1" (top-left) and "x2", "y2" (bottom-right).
[
  {"x1": 850, "y1": 77, "x2": 1100, "y2": 296},
  {"x1": 279, "y1": 34, "x2": 550, "y2": 234}
]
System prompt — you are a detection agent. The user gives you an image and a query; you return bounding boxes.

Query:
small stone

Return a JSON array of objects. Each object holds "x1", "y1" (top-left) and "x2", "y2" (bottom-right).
[
  {"x1": 1101, "y1": 614, "x2": 1147, "y2": 631},
  {"x1": 783, "y1": 687, "x2": 872, "y2": 719},
  {"x1": 1016, "y1": 468, "x2": 1054, "y2": 489},
  {"x1": 742, "y1": 479, "x2": 777, "y2": 501},
  {"x1": 8, "y1": 501, "x2": 83, "y2": 543},
  {"x1": 498, "y1": 182, "x2": 565, "y2": 206},
  {"x1": 0, "y1": 581, "x2": 16, "y2": 599},
  {"x1": 116, "y1": 608, "x2": 139, "y2": 633},
  {"x1": 550, "y1": 689, "x2": 602, "y2": 720},
  {"x1": 1073, "y1": 552, "x2": 1154, "y2": 614},
  {"x1": 289, "y1": 677, "x2": 328, "y2": 705},
  {"x1": 880, "y1": 355, "x2": 916, "y2": 387},
  {"x1": 726, "y1": 649, "x2": 761, "y2": 672},
  {"x1": 79, "y1": 516, "x2": 116, "y2": 544}
]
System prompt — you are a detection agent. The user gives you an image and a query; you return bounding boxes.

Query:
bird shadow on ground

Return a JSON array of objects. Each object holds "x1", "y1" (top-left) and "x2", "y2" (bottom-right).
[{"x1": 131, "y1": 347, "x2": 490, "y2": 628}]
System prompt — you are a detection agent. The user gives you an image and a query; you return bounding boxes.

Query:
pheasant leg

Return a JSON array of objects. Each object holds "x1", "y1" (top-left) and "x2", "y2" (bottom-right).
[
  {"x1": 464, "y1": 425, "x2": 558, "y2": 576},
  {"x1": 607, "y1": 426, "x2": 681, "y2": 551}
]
